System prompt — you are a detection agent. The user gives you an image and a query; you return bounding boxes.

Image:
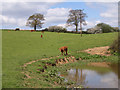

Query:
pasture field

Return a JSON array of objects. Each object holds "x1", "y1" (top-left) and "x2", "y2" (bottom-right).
[{"x1": 2, "y1": 30, "x2": 118, "y2": 88}]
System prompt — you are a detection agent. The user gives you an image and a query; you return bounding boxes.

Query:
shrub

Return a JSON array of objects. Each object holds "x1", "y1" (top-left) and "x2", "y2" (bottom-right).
[
  {"x1": 48, "y1": 26, "x2": 67, "y2": 32},
  {"x1": 110, "y1": 36, "x2": 120, "y2": 53},
  {"x1": 97, "y1": 23, "x2": 114, "y2": 33},
  {"x1": 15, "y1": 28, "x2": 20, "y2": 31},
  {"x1": 112, "y1": 27, "x2": 119, "y2": 32}
]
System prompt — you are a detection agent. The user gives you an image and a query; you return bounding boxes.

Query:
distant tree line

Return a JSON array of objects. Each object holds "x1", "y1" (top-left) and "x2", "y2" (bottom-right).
[
  {"x1": 41, "y1": 22, "x2": 119, "y2": 34},
  {"x1": 25, "y1": 10, "x2": 119, "y2": 34},
  {"x1": 41, "y1": 26, "x2": 88, "y2": 34}
]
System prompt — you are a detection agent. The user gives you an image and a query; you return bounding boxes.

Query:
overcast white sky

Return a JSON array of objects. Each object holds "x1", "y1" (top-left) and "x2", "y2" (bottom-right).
[{"x1": 0, "y1": 0, "x2": 119, "y2": 31}]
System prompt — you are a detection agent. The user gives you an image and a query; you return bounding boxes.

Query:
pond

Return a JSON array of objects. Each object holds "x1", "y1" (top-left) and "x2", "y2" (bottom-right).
[{"x1": 59, "y1": 63, "x2": 119, "y2": 88}]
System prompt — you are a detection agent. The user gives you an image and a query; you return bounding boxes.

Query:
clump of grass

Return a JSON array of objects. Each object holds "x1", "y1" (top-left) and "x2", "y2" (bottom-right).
[
  {"x1": 37, "y1": 67, "x2": 44, "y2": 70},
  {"x1": 37, "y1": 67, "x2": 44, "y2": 73}
]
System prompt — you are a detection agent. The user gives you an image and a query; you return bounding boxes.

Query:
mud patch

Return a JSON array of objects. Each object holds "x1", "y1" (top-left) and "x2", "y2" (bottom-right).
[
  {"x1": 88, "y1": 62, "x2": 111, "y2": 68},
  {"x1": 83, "y1": 46, "x2": 111, "y2": 56}
]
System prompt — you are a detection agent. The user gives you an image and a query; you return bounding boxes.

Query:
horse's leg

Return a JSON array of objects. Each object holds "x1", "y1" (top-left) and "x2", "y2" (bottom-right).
[
  {"x1": 61, "y1": 50, "x2": 63, "y2": 55},
  {"x1": 64, "y1": 51, "x2": 66, "y2": 55},
  {"x1": 61, "y1": 52, "x2": 63, "y2": 55}
]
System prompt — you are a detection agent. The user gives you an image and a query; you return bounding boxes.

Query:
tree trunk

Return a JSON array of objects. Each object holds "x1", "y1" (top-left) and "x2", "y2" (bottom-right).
[
  {"x1": 75, "y1": 15, "x2": 78, "y2": 33},
  {"x1": 80, "y1": 22, "x2": 82, "y2": 37},
  {"x1": 76, "y1": 25, "x2": 78, "y2": 33},
  {"x1": 34, "y1": 25, "x2": 36, "y2": 31}
]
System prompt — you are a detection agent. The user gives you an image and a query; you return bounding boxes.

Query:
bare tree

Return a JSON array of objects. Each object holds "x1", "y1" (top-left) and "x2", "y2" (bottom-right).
[
  {"x1": 67, "y1": 10, "x2": 79, "y2": 33},
  {"x1": 67, "y1": 9, "x2": 87, "y2": 36},
  {"x1": 26, "y1": 13, "x2": 45, "y2": 31}
]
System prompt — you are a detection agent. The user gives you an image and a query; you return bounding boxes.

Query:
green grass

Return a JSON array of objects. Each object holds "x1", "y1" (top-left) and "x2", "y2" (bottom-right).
[
  {"x1": 22, "y1": 59, "x2": 76, "y2": 88},
  {"x1": 2, "y1": 30, "x2": 118, "y2": 88}
]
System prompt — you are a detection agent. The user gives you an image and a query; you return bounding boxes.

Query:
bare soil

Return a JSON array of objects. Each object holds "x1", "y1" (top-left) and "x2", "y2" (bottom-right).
[
  {"x1": 88, "y1": 62, "x2": 111, "y2": 68},
  {"x1": 83, "y1": 46, "x2": 111, "y2": 56}
]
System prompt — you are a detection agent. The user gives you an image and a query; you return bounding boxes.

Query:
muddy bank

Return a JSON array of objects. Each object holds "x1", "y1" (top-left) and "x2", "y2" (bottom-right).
[{"x1": 88, "y1": 62, "x2": 111, "y2": 68}]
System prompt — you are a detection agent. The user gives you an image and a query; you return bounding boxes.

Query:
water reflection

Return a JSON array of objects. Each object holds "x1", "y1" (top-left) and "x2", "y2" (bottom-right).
[{"x1": 61, "y1": 63, "x2": 119, "y2": 88}]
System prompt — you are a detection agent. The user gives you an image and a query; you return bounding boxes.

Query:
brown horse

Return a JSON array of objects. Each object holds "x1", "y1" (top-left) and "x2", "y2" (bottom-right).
[{"x1": 59, "y1": 46, "x2": 68, "y2": 55}]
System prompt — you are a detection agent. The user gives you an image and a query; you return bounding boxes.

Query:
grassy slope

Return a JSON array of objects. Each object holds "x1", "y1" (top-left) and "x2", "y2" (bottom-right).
[{"x1": 2, "y1": 31, "x2": 118, "y2": 88}]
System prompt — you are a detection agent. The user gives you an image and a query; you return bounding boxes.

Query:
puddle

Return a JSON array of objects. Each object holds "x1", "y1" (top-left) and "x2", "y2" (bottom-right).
[{"x1": 60, "y1": 63, "x2": 119, "y2": 88}]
